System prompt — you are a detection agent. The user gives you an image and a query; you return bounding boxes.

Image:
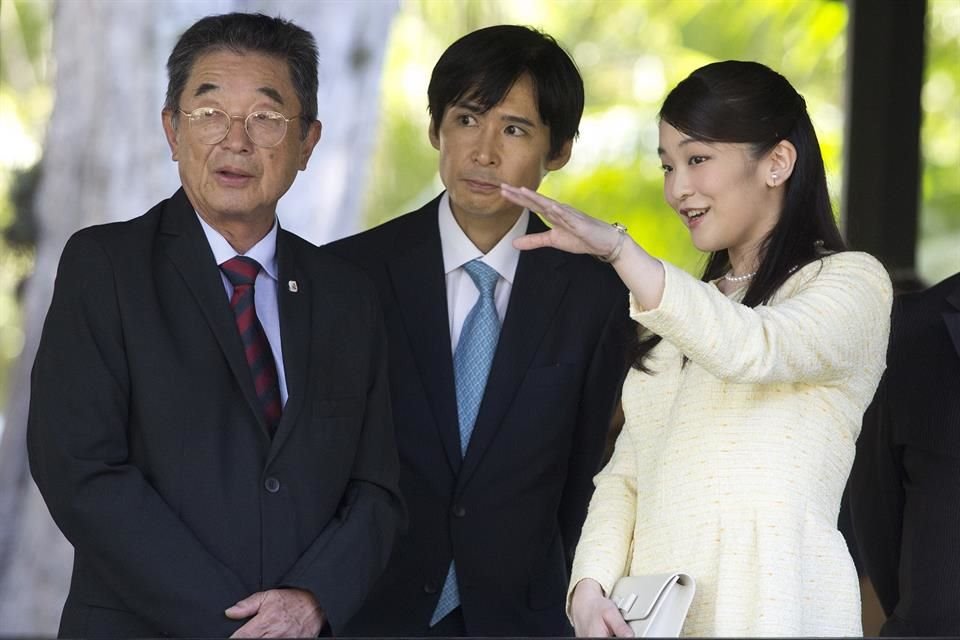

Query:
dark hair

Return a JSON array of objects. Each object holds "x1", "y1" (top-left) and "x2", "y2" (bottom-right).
[
  {"x1": 427, "y1": 25, "x2": 584, "y2": 159},
  {"x1": 633, "y1": 60, "x2": 845, "y2": 371},
  {"x1": 164, "y1": 13, "x2": 318, "y2": 137}
]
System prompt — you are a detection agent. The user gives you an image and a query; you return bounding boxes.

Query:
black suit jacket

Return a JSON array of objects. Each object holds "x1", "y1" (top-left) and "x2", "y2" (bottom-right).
[
  {"x1": 327, "y1": 195, "x2": 632, "y2": 636},
  {"x1": 849, "y1": 271, "x2": 960, "y2": 636},
  {"x1": 27, "y1": 189, "x2": 403, "y2": 638}
]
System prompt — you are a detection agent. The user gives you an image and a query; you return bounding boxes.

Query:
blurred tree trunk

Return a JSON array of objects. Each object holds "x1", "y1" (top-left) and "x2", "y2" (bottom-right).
[{"x1": 0, "y1": 0, "x2": 396, "y2": 633}]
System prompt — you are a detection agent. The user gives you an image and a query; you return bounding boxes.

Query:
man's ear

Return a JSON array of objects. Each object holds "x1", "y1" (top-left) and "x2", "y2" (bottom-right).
[
  {"x1": 766, "y1": 139, "x2": 797, "y2": 187},
  {"x1": 162, "y1": 110, "x2": 180, "y2": 161},
  {"x1": 544, "y1": 138, "x2": 573, "y2": 173},
  {"x1": 428, "y1": 122, "x2": 440, "y2": 151},
  {"x1": 298, "y1": 120, "x2": 323, "y2": 171}
]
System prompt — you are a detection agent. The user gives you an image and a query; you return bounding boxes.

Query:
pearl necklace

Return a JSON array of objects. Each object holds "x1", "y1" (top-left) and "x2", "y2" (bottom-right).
[{"x1": 723, "y1": 270, "x2": 757, "y2": 283}]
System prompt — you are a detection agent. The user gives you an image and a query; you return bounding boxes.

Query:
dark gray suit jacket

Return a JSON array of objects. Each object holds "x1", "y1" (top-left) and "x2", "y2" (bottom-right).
[{"x1": 28, "y1": 188, "x2": 403, "y2": 638}]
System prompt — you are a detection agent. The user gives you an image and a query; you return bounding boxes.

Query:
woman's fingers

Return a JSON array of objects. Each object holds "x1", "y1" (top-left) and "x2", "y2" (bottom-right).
[
  {"x1": 501, "y1": 184, "x2": 580, "y2": 229},
  {"x1": 602, "y1": 606, "x2": 635, "y2": 637},
  {"x1": 502, "y1": 183, "x2": 623, "y2": 257},
  {"x1": 499, "y1": 183, "x2": 552, "y2": 212},
  {"x1": 501, "y1": 183, "x2": 607, "y2": 233},
  {"x1": 569, "y1": 579, "x2": 636, "y2": 638},
  {"x1": 513, "y1": 230, "x2": 554, "y2": 251}
]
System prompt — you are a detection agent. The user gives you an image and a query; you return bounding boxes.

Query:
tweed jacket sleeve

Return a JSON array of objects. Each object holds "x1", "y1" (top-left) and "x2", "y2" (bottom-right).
[{"x1": 631, "y1": 252, "x2": 893, "y2": 385}]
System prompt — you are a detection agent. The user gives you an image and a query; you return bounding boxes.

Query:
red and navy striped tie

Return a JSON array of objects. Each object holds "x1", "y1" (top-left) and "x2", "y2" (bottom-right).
[{"x1": 220, "y1": 256, "x2": 282, "y2": 436}]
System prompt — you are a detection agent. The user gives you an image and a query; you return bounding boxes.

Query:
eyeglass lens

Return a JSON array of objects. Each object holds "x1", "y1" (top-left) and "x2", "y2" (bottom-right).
[{"x1": 188, "y1": 109, "x2": 289, "y2": 147}]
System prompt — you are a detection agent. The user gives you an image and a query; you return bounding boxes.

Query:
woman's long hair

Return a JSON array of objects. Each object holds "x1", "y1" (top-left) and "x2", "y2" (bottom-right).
[{"x1": 632, "y1": 60, "x2": 845, "y2": 371}]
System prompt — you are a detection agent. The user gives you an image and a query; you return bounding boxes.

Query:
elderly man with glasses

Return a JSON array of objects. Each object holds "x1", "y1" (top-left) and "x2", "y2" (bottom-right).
[{"x1": 27, "y1": 12, "x2": 402, "y2": 639}]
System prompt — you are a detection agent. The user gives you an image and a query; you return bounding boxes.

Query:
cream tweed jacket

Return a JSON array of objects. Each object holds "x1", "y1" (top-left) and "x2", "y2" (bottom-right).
[{"x1": 568, "y1": 252, "x2": 892, "y2": 637}]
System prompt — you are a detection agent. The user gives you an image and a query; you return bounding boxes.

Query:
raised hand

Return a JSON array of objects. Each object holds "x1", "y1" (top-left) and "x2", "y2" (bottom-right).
[
  {"x1": 501, "y1": 183, "x2": 666, "y2": 311},
  {"x1": 500, "y1": 184, "x2": 624, "y2": 259}
]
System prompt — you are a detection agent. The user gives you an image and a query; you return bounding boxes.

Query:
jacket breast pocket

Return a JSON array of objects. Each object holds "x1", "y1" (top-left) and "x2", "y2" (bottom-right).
[
  {"x1": 314, "y1": 395, "x2": 364, "y2": 419},
  {"x1": 308, "y1": 396, "x2": 366, "y2": 458},
  {"x1": 522, "y1": 362, "x2": 580, "y2": 389}
]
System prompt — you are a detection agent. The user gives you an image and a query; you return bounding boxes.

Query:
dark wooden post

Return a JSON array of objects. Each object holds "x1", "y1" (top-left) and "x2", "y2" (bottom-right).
[{"x1": 843, "y1": 0, "x2": 927, "y2": 291}]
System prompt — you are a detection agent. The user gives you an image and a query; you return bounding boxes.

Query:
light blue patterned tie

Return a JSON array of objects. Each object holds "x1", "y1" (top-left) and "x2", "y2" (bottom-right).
[{"x1": 430, "y1": 259, "x2": 501, "y2": 627}]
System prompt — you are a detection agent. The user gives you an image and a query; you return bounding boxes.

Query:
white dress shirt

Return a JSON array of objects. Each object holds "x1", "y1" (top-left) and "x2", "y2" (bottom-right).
[
  {"x1": 196, "y1": 214, "x2": 288, "y2": 405},
  {"x1": 438, "y1": 192, "x2": 529, "y2": 352}
]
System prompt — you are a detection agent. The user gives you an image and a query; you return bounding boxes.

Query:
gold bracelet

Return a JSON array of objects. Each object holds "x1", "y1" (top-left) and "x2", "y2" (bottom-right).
[{"x1": 595, "y1": 222, "x2": 628, "y2": 263}]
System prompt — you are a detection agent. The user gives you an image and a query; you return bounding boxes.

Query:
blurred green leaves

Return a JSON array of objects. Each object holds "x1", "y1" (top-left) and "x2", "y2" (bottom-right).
[
  {"x1": 919, "y1": 0, "x2": 960, "y2": 279},
  {"x1": 1, "y1": 0, "x2": 52, "y2": 409}
]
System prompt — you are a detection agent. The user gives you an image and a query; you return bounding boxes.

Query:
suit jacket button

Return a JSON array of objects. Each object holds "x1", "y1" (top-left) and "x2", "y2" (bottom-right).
[
  {"x1": 423, "y1": 583, "x2": 438, "y2": 594},
  {"x1": 452, "y1": 504, "x2": 466, "y2": 518},
  {"x1": 264, "y1": 477, "x2": 281, "y2": 493}
]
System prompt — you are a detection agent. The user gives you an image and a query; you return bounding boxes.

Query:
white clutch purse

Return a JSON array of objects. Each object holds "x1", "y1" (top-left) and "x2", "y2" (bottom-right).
[{"x1": 609, "y1": 572, "x2": 696, "y2": 637}]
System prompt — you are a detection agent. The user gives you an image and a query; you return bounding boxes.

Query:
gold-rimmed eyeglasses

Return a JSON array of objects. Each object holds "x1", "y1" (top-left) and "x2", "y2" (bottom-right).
[{"x1": 177, "y1": 107, "x2": 303, "y2": 148}]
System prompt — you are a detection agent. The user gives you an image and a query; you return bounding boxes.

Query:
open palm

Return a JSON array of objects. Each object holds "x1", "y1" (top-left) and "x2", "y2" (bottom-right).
[{"x1": 501, "y1": 184, "x2": 621, "y2": 257}]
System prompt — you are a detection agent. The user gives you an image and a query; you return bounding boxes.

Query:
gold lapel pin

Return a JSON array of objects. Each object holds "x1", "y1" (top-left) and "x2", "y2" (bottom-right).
[{"x1": 288, "y1": 280, "x2": 299, "y2": 293}]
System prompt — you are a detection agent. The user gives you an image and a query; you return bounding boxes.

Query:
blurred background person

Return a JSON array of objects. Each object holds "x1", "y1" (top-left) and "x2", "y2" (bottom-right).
[{"x1": 849, "y1": 270, "x2": 960, "y2": 637}]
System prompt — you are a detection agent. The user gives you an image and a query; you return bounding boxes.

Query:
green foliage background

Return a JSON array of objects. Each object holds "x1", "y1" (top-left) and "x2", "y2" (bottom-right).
[
  {"x1": 0, "y1": 0, "x2": 52, "y2": 411},
  {"x1": 921, "y1": 3, "x2": 960, "y2": 279}
]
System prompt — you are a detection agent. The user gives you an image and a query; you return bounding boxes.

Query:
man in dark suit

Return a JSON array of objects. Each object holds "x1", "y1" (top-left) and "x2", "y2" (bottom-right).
[
  {"x1": 329, "y1": 25, "x2": 631, "y2": 636},
  {"x1": 849, "y1": 271, "x2": 960, "y2": 636},
  {"x1": 27, "y1": 13, "x2": 402, "y2": 638}
]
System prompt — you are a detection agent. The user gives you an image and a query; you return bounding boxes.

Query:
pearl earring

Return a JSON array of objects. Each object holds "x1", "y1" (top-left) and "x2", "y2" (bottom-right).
[{"x1": 770, "y1": 173, "x2": 778, "y2": 185}]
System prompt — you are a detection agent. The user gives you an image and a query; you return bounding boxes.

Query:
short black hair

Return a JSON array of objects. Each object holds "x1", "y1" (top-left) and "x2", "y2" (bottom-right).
[
  {"x1": 164, "y1": 13, "x2": 318, "y2": 136},
  {"x1": 427, "y1": 25, "x2": 584, "y2": 159}
]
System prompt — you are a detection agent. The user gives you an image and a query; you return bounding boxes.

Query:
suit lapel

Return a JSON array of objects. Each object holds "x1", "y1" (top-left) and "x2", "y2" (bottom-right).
[
  {"x1": 944, "y1": 280, "x2": 960, "y2": 361},
  {"x1": 159, "y1": 189, "x2": 270, "y2": 441},
  {"x1": 268, "y1": 230, "x2": 311, "y2": 456},
  {"x1": 458, "y1": 215, "x2": 570, "y2": 488},
  {"x1": 387, "y1": 204, "x2": 462, "y2": 474}
]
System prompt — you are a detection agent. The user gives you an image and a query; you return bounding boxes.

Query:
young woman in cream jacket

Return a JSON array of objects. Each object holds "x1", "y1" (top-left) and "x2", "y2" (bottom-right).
[{"x1": 500, "y1": 60, "x2": 892, "y2": 637}]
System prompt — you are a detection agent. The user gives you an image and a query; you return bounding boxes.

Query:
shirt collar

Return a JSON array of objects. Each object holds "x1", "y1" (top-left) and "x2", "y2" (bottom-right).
[
  {"x1": 438, "y1": 191, "x2": 527, "y2": 284},
  {"x1": 196, "y1": 213, "x2": 279, "y2": 281}
]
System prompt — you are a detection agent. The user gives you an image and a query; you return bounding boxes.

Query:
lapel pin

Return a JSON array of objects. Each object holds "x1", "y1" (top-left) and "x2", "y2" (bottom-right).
[{"x1": 288, "y1": 280, "x2": 299, "y2": 293}]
